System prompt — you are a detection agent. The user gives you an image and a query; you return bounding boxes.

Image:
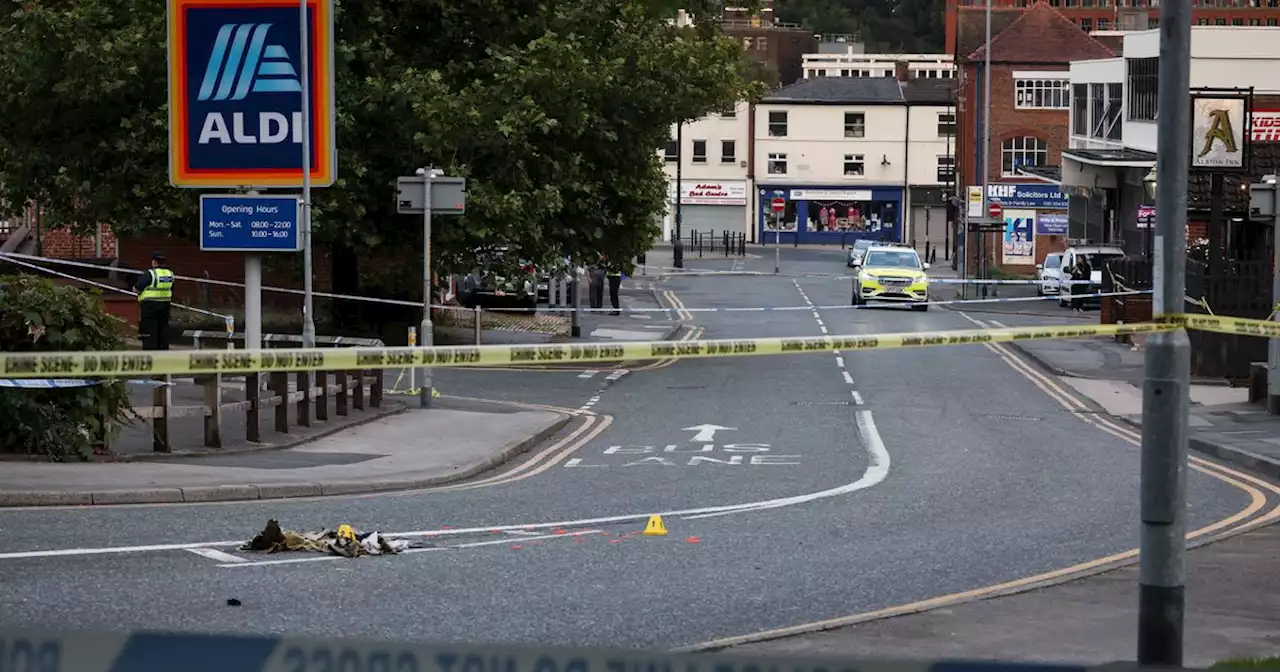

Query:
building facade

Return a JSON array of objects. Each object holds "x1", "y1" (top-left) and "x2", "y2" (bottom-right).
[
  {"x1": 661, "y1": 101, "x2": 753, "y2": 242},
  {"x1": 753, "y1": 73, "x2": 957, "y2": 246},
  {"x1": 1057, "y1": 26, "x2": 1280, "y2": 255},
  {"x1": 946, "y1": 0, "x2": 1280, "y2": 55},
  {"x1": 718, "y1": 2, "x2": 819, "y2": 86},
  {"x1": 955, "y1": 1, "x2": 1114, "y2": 270},
  {"x1": 803, "y1": 52, "x2": 956, "y2": 80}
]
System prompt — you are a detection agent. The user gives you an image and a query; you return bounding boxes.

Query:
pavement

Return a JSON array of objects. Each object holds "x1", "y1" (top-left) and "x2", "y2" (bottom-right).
[{"x1": 0, "y1": 245, "x2": 1276, "y2": 663}]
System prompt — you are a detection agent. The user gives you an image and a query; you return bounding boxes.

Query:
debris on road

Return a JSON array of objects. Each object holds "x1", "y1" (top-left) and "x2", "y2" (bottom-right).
[{"x1": 241, "y1": 519, "x2": 414, "y2": 558}]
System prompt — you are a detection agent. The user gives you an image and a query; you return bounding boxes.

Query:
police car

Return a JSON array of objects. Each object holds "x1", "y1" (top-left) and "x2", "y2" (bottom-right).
[{"x1": 851, "y1": 244, "x2": 931, "y2": 310}]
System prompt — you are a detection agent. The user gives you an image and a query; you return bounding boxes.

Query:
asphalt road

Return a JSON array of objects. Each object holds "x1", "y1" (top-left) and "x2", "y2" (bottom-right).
[{"x1": 0, "y1": 246, "x2": 1270, "y2": 652}]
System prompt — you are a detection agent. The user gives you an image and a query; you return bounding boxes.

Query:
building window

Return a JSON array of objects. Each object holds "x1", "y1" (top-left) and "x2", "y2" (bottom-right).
[
  {"x1": 1105, "y1": 83, "x2": 1123, "y2": 140},
  {"x1": 1097, "y1": 17, "x2": 1110, "y2": 28},
  {"x1": 1015, "y1": 78, "x2": 1070, "y2": 109},
  {"x1": 936, "y1": 155, "x2": 955, "y2": 183},
  {"x1": 843, "y1": 154, "x2": 865, "y2": 176},
  {"x1": 1149, "y1": 17, "x2": 1160, "y2": 27},
  {"x1": 768, "y1": 110, "x2": 788, "y2": 137},
  {"x1": 1089, "y1": 83, "x2": 1106, "y2": 134},
  {"x1": 1232, "y1": 17, "x2": 1243, "y2": 24},
  {"x1": 1081, "y1": 17, "x2": 1094, "y2": 30},
  {"x1": 756, "y1": 36, "x2": 768, "y2": 51},
  {"x1": 664, "y1": 140, "x2": 678, "y2": 162},
  {"x1": 938, "y1": 112, "x2": 956, "y2": 136},
  {"x1": 844, "y1": 112, "x2": 866, "y2": 138},
  {"x1": 1270, "y1": 17, "x2": 1279, "y2": 25},
  {"x1": 1001, "y1": 136, "x2": 1047, "y2": 177},
  {"x1": 768, "y1": 153, "x2": 787, "y2": 175},
  {"x1": 1072, "y1": 83, "x2": 1088, "y2": 135},
  {"x1": 841, "y1": 69, "x2": 851, "y2": 77},
  {"x1": 1126, "y1": 57, "x2": 1159, "y2": 120},
  {"x1": 1214, "y1": 17, "x2": 1226, "y2": 24},
  {"x1": 1250, "y1": 17, "x2": 1261, "y2": 24},
  {"x1": 692, "y1": 140, "x2": 707, "y2": 163},
  {"x1": 1196, "y1": 17, "x2": 1210, "y2": 23},
  {"x1": 720, "y1": 140, "x2": 736, "y2": 164}
]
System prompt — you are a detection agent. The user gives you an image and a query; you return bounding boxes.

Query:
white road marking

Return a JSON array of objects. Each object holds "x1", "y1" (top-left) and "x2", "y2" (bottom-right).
[
  {"x1": 842, "y1": 371, "x2": 854, "y2": 385},
  {"x1": 851, "y1": 391, "x2": 864, "y2": 405},
  {"x1": 578, "y1": 370, "x2": 598, "y2": 379},
  {"x1": 684, "y1": 410, "x2": 890, "y2": 520},
  {"x1": 989, "y1": 319, "x2": 1009, "y2": 328},
  {"x1": 605, "y1": 370, "x2": 629, "y2": 381},
  {"x1": 819, "y1": 325, "x2": 828, "y2": 334},
  {"x1": 185, "y1": 548, "x2": 247, "y2": 563},
  {"x1": 836, "y1": 356, "x2": 845, "y2": 368}
]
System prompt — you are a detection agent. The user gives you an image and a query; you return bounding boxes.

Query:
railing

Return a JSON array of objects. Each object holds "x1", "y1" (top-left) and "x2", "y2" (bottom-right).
[
  {"x1": 123, "y1": 331, "x2": 387, "y2": 452},
  {"x1": 672, "y1": 230, "x2": 748, "y2": 257}
]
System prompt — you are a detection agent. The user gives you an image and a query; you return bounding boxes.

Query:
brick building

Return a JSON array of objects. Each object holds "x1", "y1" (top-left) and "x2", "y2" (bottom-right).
[
  {"x1": 946, "y1": 0, "x2": 1280, "y2": 55},
  {"x1": 720, "y1": 2, "x2": 818, "y2": 86},
  {"x1": 955, "y1": 1, "x2": 1114, "y2": 270}
]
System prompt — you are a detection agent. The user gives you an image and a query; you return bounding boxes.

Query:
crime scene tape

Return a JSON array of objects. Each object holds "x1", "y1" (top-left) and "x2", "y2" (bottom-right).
[
  {"x1": 0, "y1": 322, "x2": 1177, "y2": 379},
  {"x1": 0, "y1": 629, "x2": 1192, "y2": 672},
  {"x1": 1169, "y1": 313, "x2": 1280, "y2": 338}
]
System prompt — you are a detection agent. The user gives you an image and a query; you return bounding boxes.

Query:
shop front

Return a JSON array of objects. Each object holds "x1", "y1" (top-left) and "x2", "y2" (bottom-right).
[
  {"x1": 757, "y1": 186, "x2": 903, "y2": 245},
  {"x1": 664, "y1": 180, "x2": 749, "y2": 241},
  {"x1": 965, "y1": 182, "x2": 1069, "y2": 270}
]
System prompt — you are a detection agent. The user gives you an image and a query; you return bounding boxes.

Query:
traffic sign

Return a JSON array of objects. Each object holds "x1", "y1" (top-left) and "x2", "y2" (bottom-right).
[
  {"x1": 771, "y1": 197, "x2": 786, "y2": 212},
  {"x1": 396, "y1": 176, "x2": 468, "y2": 215},
  {"x1": 199, "y1": 194, "x2": 302, "y2": 251},
  {"x1": 167, "y1": 0, "x2": 337, "y2": 188},
  {"x1": 988, "y1": 201, "x2": 1003, "y2": 220}
]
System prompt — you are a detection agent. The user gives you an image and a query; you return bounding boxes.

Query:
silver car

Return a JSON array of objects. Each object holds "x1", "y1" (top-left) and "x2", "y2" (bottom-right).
[
  {"x1": 846, "y1": 239, "x2": 874, "y2": 268},
  {"x1": 1036, "y1": 253, "x2": 1063, "y2": 295}
]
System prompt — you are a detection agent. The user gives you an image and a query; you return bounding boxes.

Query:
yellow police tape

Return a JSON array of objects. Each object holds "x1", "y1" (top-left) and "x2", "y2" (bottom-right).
[
  {"x1": 0, "y1": 321, "x2": 1179, "y2": 379},
  {"x1": 3, "y1": 314, "x2": 1278, "y2": 379}
]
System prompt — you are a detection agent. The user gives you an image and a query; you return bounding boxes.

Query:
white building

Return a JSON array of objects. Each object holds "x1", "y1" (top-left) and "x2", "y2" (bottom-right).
[
  {"x1": 1053, "y1": 27, "x2": 1280, "y2": 253},
  {"x1": 752, "y1": 72, "x2": 957, "y2": 249},
  {"x1": 660, "y1": 100, "x2": 752, "y2": 242},
  {"x1": 803, "y1": 52, "x2": 955, "y2": 80}
]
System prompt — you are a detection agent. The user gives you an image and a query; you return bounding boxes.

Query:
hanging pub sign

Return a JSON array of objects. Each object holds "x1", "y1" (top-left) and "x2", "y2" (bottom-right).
[{"x1": 1190, "y1": 88, "x2": 1253, "y2": 173}]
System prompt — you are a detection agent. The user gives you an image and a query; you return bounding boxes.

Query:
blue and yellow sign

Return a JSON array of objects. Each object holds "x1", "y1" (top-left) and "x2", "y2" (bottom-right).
[{"x1": 167, "y1": 0, "x2": 336, "y2": 188}]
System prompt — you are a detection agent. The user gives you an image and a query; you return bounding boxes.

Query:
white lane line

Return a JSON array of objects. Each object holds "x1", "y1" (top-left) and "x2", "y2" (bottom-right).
[
  {"x1": 685, "y1": 409, "x2": 890, "y2": 520},
  {"x1": 851, "y1": 390, "x2": 864, "y2": 405},
  {"x1": 819, "y1": 325, "x2": 828, "y2": 334},
  {"x1": 578, "y1": 370, "x2": 598, "y2": 379},
  {"x1": 842, "y1": 371, "x2": 854, "y2": 385},
  {"x1": 988, "y1": 319, "x2": 1009, "y2": 328},
  {"x1": 186, "y1": 548, "x2": 247, "y2": 563},
  {"x1": 836, "y1": 356, "x2": 845, "y2": 368},
  {"x1": 605, "y1": 369, "x2": 629, "y2": 381}
]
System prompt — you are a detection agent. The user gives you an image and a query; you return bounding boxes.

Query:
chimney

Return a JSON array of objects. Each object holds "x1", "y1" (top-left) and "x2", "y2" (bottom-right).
[{"x1": 894, "y1": 61, "x2": 910, "y2": 82}]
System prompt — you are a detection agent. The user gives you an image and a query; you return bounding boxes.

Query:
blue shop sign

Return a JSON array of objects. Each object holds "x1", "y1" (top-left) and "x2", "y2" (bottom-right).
[
  {"x1": 1037, "y1": 213, "x2": 1068, "y2": 235},
  {"x1": 985, "y1": 183, "x2": 1068, "y2": 210}
]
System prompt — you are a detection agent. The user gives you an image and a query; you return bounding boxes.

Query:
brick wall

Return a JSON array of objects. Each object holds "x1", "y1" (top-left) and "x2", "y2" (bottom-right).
[
  {"x1": 959, "y1": 64, "x2": 1071, "y2": 186},
  {"x1": 40, "y1": 223, "x2": 117, "y2": 259}
]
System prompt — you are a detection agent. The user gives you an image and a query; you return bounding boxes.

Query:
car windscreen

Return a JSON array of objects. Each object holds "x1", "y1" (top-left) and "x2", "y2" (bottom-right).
[
  {"x1": 863, "y1": 250, "x2": 921, "y2": 269},
  {"x1": 1043, "y1": 255, "x2": 1062, "y2": 269}
]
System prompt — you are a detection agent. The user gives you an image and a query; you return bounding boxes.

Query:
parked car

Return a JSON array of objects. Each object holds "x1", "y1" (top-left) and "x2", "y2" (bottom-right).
[
  {"x1": 1036, "y1": 253, "x2": 1063, "y2": 296},
  {"x1": 846, "y1": 238, "x2": 875, "y2": 268},
  {"x1": 455, "y1": 246, "x2": 538, "y2": 312},
  {"x1": 1056, "y1": 245, "x2": 1125, "y2": 307}
]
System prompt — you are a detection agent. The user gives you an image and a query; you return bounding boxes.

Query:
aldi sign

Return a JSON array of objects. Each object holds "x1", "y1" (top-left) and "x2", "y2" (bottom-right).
[{"x1": 167, "y1": 0, "x2": 336, "y2": 188}]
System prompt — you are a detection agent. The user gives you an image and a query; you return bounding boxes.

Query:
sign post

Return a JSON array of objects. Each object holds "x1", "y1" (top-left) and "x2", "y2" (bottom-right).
[{"x1": 398, "y1": 173, "x2": 467, "y2": 409}]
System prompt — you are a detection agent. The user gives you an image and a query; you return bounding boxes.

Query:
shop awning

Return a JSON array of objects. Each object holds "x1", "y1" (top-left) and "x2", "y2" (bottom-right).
[
  {"x1": 1061, "y1": 148, "x2": 1156, "y2": 168},
  {"x1": 1015, "y1": 165, "x2": 1062, "y2": 184}
]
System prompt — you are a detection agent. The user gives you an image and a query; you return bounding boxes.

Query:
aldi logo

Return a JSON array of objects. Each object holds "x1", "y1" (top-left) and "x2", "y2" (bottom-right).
[{"x1": 167, "y1": 0, "x2": 336, "y2": 188}]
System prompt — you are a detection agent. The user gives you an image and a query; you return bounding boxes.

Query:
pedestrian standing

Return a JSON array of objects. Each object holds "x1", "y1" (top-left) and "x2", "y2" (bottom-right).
[
  {"x1": 135, "y1": 252, "x2": 174, "y2": 350},
  {"x1": 1070, "y1": 255, "x2": 1092, "y2": 312},
  {"x1": 588, "y1": 257, "x2": 606, "y2": 310}
]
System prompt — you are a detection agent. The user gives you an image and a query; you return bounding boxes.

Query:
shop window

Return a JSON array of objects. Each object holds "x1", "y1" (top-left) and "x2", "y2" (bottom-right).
[
  {"x1": 1015, "y1": 78, "x2": 1070, "y2": 109},
  {"x1": 807, "y1": 200, "x2": 896, "y2": 234},
  {"x1": 843, "y1": 154, "x2": 865, "y2": 176},
  {"x1": 664, "y1": 140, "x2": 678, "y2": 163},
  {"x1": 1072, "y1": 83, "x2": 1088, "y2": 136},
  {"x1": 938, "y1": 112, "x2": 956, "y2": 136},
  {"x1": 691, "y1": 140, "x2": 707, "y2": 163},
  {"x1": 1126, "y1": 57, "x2": 1158, "y2": 120},
  {"x1": 768, "y1": 111, "x2": 788, "y2": 137},
  {"x1": 767, "y1": 152, "x2": 787, "y2": 175},
  {"x1": 1001, "y1": 136, "x2": 1047, "y2": 177},
  {"x1": 720, "y1": 140, "x2": 736, "y2": 164},
  {"x1": 765, "y1": 199, "x2": 797, "y2": 232},
  {"x1": 936, "y1": 155, "x2": 955, "y2": 183},
  {"x1": 844, "y1": 112, "x2": 866, "y2": 138}
]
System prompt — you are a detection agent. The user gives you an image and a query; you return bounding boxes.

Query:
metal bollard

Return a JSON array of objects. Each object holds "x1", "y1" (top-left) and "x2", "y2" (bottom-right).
[
  {"x1": 474, "y1": 305, "x2": 482, "y2": 345},
  {"x1": 407, "y1": 326, "x2": 417, "y2": 393}
]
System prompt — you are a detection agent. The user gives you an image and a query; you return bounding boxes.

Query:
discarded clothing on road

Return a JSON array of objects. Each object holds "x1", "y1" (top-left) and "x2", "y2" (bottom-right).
[{"x1": 241, "y1": 519, "x2": 414, "y2": 558}]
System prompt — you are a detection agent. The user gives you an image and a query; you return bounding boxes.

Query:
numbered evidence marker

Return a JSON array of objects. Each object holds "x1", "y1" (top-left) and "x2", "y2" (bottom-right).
[{"x1": 563, "y1": 444, "x2": 800, "y2": 468}]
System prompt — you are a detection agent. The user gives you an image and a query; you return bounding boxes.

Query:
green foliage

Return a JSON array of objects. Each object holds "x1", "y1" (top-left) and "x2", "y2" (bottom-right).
[
  {"x1": 0, "y1": 0, "x2": 757, "y2": 293},
  {"x1": 0, "y1": 275, "x2": 133, "y2": 460},
  {"x1": 774, "y1": 0, "x2": 946, "y2": 53}
]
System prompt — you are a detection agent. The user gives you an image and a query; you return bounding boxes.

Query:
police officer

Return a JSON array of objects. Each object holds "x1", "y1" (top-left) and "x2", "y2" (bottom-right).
[
  {"x1": 135, "y1": 252, "x2": 174, "y2": 350},
  {"x1": 605, "y1": 262, "x2": 623, "y2": 316}
]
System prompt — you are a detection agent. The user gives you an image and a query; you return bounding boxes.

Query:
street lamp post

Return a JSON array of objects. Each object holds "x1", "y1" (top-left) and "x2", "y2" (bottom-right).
[
  {"x1": 1143, "y1": 167, "x2": 1157, "y2": 260},
  {"x1": 673, "y1": 122, "x2": 684, "y2": 269}
]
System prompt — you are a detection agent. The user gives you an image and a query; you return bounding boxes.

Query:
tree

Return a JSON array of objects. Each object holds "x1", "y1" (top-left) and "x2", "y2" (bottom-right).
[{"x1": 0, "y1": 0, "x2": 755, "y2": 302}]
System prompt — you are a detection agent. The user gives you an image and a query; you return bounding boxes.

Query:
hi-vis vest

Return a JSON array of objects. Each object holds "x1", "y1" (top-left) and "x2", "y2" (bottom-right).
[{"x1": 139, "y1": 268, "x2": 174, "y2": 302}]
